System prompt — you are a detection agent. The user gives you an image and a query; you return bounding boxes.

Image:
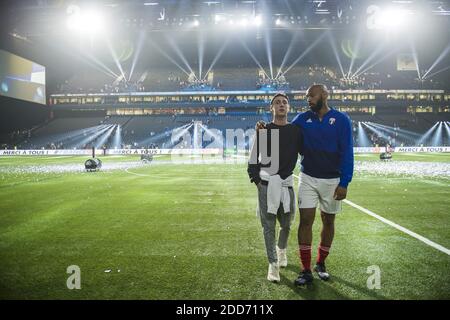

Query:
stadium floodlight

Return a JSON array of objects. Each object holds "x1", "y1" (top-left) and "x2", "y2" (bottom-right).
[
  {"x1": 264, "y1": 28, "x2": 274, "y2": 78},
  {"x1": 281, "y1": 32, "x2": 327, "y2": 75},
  {"x1": 408, "y1": 35, "x2": 422, "y2": 80},
  {"x1": 166, "y1": 35, "x2": 197, "y2": 78},
  {"x1": 370, "y1": 122, "x2": 421, "y2": 145},
  {"x1": 129, "y1": 29, "x2": 146, "y2": 81},
  {"x1": 193, "y1": 122, "x2": 201, "y2": 149},
  {"x1": 416, "y1": 122, "x2": 439, "y2": 146},
  {"x1": 372, "y1": 123, "x2": 421, "y2": 138},
  {"x1": 422, "y1": 44, "x2": 450, "y2": 79},
  {"x1": 253, "y1": 15, "x2": 262, "y2": 26},
  {"x1": 106, "y1": 38, "x2": 127, "y2": 82},
  {"x1": 198, "y1": 31, "x2": 205, "y2": 80},
  {"x1": 327, "y1": 31, "x2": 346, "y2": 78},
  {"x1": 203, "y1": 36, "x2": 229, "y2": 81},
  {"x1": 444, "y1": 122, "x2": 450, "y2": 145},
  {"x1": 140, "y1": 123, "x2": 192, "y2": 148},
  {"x1": 363, "y1": 122, "x2": 392, "y2": 141},
  {"x1": 372, "y1": 7, "x2": 411, "y2": 30},
  {"x1": 347, "y1": 29, "x2": 364, "y2": 78},
  {"x1": 215, "y1": 15, "x2": 223, "y2": 24},
  {"x1": 379, "y1": 9, "x2": 406, "y2": 28},
  {"x1": 276, "y1": 32, "x2": 300, "y2": 79},
  {"x1": 352, "y1": 45, "x2": 398, "y2": 79},
  {"x1": 423, "y1": 65, "x2": 450, "y2": 80},
  {"x1": 75, "y1": 125, "x2": 112, "y2": 149},
  {"x1": 239, "y1": 38, "x2": 270, "y2": 78},
  {"x1": 66, "y1": 7, "x2": 106, "y2": 35},
  {"x1": 95, "y1": 125, "x2": 116, "y2": 149},
  {"x1": 431, "y1": 122, "x2": 443, "y2": 147},
  {"x1": 148, "y1": 38, "x2": 190, "y2": 76},
  {"x1": 112, "y1": 125, "x2": 122, "y2": 149},
  {"x1": 357, "y1": 122, "x2": 372, "y2": 147},
  {"x1": 239, "y1": 18, "x2": 249, "y2": 27}
]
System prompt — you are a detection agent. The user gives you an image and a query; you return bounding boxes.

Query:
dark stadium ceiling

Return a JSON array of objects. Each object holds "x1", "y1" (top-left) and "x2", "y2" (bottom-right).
[
  {"x1": 1, "y1": 0, "x2": 449, "y2": 39},
  {"x1": 1, "y1": 0, "x2": 449, "y2": 85}
]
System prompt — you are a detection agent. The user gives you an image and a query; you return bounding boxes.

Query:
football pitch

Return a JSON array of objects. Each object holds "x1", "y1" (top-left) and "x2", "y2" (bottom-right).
[{"x1": 0, "y1": 153, "x2": 449, "y2": 299}]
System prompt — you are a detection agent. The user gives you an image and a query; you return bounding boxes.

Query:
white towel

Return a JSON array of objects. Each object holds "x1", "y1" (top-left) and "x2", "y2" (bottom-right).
[{"x1": 260, "y1": 171, "x2": 293, "y2": 214}]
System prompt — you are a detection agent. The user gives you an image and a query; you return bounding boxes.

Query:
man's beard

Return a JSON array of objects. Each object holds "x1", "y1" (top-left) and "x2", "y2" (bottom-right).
[{"x1": 310, "y1": 98, "x2": 323, "y2": 113}]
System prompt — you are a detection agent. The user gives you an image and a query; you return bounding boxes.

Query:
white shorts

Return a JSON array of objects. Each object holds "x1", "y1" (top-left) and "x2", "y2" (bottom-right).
[{"x1": 297, "y1": 172, "x2": 342, "y2": 214}]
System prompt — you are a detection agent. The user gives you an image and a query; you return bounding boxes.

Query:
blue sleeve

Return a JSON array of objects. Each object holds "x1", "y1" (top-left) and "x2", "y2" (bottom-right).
[
  {"x1": 291, "y1": 113, "x2": 302, "y2": 127},
  {"x1": 338, "y1": 114, "x2": 354, "y2": 188}
]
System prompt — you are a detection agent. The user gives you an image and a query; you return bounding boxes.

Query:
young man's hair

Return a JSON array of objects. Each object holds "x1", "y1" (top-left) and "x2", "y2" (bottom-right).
[{"x1": 270, "y1": 93, "x2": 289, "y2": 106}]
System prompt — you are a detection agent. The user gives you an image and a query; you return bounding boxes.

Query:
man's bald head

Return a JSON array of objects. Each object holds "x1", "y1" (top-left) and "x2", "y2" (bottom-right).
[
  {"x1": 306, "y1": 84, "x2": 329, "y2": 113},
  {"x1": 307, "y1": 84, "x2": 328, "y2": 96}
]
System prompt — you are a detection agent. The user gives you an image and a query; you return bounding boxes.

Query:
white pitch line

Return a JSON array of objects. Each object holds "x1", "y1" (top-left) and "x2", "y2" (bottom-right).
[
  {"x1": 124, "y1": 167, "x2": 151, "y2": 177},
  {"x1": 343, "y1": 199, "x2": 450, "y2": 256},
  {"x1": 292, "y1": 174, "x2": 450, "y2": 256}
]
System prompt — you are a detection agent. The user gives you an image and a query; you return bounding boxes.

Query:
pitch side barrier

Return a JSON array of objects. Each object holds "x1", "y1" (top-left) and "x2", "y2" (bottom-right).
[
  {"x1": 353, "y1": 146, "x2": 450, "y2": 153},
  {"x1": 0, "y1": 148, "x2": 223, "y2": 156},
  {"x1": 1, "y1": 147, "x2": 449, "y2": 156}
]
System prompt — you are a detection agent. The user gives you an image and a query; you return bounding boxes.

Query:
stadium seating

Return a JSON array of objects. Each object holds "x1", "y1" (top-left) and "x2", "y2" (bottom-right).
[{"x1": 13, "y1": 110, "x2": 447, "y2": 150}]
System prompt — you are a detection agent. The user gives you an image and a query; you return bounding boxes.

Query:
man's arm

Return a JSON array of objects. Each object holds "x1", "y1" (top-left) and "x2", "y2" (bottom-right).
[
  {"x1": 338, "y1": 114, "x2": 354, "y2": 189},
  {"x1": 297, "y1": 125, "x2": 304, "y2": 156},
  {"x1": 247, "y1": 130, "x2": 261, "y2": 185}
]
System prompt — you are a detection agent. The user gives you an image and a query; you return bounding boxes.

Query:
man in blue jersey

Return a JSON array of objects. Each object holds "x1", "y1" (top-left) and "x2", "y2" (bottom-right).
[
  {"x1": 255, "y1": 84, "x2": 354, "y2": 286},
  {"x1": 292, "y1": 84, "x2": 354, "y2": 286}
]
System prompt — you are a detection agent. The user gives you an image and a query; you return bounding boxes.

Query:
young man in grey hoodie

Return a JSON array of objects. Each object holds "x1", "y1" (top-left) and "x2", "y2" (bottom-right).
[{"x1": 248, "y1": 93, "x2": 303, "y2": 282}]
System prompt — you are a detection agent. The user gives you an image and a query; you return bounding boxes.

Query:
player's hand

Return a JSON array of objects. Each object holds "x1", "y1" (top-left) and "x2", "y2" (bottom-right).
[
  {"x1": 255, "y1": 121, "x2": 266, "y2": 131},
  {"x1": 333, "y1": 186, "x2": 347, "y2": 200}
]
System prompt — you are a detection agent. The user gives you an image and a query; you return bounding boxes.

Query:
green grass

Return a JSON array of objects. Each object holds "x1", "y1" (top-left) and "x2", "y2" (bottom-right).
[{"x1": 0, "y1": 153, "x2": 449, "y2": 299}]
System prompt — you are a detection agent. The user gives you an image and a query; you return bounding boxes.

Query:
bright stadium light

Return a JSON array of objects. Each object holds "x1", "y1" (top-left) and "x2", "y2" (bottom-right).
[
  {"x1": 372, "y1": 7, "x2": 411, "y2": 30},
  {"x1": 253, "y1": 15, "x2": 262, "y2": 26},
  {"x1": 444, "y1": 122, "x2": 450, "y2": 145},
  {"x1": 422, "y1": 44, "x2": 450, "y2": 79},
  {"x1": 239, "y1": 18, "x2": 249, "y2": 27},
  {"x1": 95, "y1": 125, "x2": 115, "y2": 149},
  {"x1": 363, "y1": 122, "x2": 392, "y2": 141},
  {"x1": 416, "y1": 122, "x2": 439, "y2": 146},
  {"x1": 379, "y1": 9, "x2": 406, "y2": 27},
  {"x1": 66, "y1": 6, "x2": 106, "y2": 35},
  {"x1": 215, "y1": 14, "x2": 223, "y2": 23},
  {"x1": 431, "y1": 122, "x2": 443, "y2": 146},
  {"x1": 357, "y1": 122, "x2": 371, "y2": 147},
  {"x1": 112, "y1": 125, "x2": 122, "y2": 149}
]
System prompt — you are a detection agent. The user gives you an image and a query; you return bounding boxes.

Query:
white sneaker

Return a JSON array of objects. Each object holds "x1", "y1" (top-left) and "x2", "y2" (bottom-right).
[
  {"x1": 277, "y1": 246, "x2": 287, "y2": 268},
  {"x1": 267, "y1": 262, "x2": 280, "y2": 282}
]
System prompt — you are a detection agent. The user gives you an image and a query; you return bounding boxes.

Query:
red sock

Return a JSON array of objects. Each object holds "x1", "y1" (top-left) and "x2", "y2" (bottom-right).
[
  {"x1": 299, "y1": 244, "x2": 312, "y2": 272},
  {"x1": 317, "y1": 243, "x2": 331, "y2": 264}
]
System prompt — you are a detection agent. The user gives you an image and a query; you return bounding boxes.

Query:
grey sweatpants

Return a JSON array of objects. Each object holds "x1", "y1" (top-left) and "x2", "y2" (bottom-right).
[{"x1": 257, "y1": 184, "x2": 295, "y2": 264}]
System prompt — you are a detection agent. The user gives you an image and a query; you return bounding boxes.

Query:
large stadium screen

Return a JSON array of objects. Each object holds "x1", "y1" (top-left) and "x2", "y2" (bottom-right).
[{"x1": 0, "y1": 49, "x2": 46, "y2": 105}]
